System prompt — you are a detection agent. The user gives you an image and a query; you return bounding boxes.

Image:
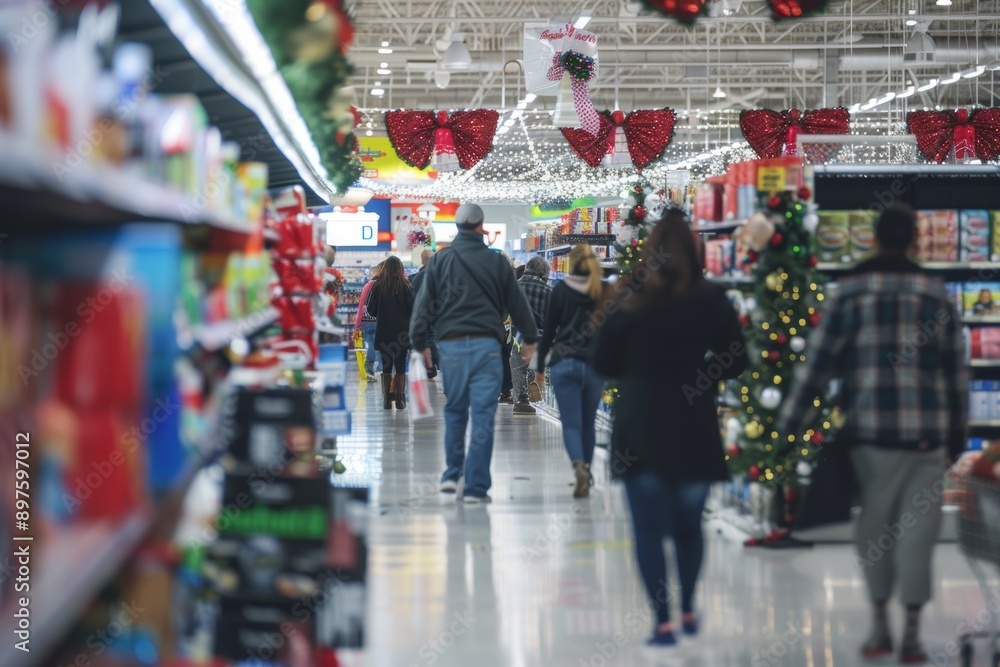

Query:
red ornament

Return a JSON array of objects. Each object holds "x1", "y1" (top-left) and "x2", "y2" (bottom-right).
[
  {"x1": 748, "y1": 465, "x2": 761, "y2": 479},
  {"x1": 747, "y1": 250, "x2": 759, "y2": 262},
  {"x1": 766, "y1": 0, "x2": 831, "y2": 20},
  {"x1": 767, "y1": 350, "x2": 781, "y2": 362},
  {"x1": 385, "y1": 109, "x2": 500, "y2": 170},
  {"x1": 767, "y1": 195, "x2": 783, "y2": 210},
  {"x1": 907, "y1": 108, "x2": 1000, "y2": 163},
  {"x1": 562, "y1": 108, "x2": 677, "y2": 169},
  {"x1": 741, "y1": 107, "x2": 850, "y2": 158},
  {"x1": 631, "y1": 239, "x2": 639, "y2": 248},
  {"x1": 634, "y1": 205, "x2": 647, "y2": 219},
  {"x1": 776, "y1": 333, "x2": 788, "y2": 345},
  {"x1": 640, "y1": 0, "x2": 707, "y2": 23},
  {"x1": 770, "y1": 232, "x2": 784, "y2": 247},
  {"x1": 810, "y1": 313, "x2": 821, "y2": 326},
  {"x1": 728, "y1": 444, "x2": 742, "y2": 458},
  {"x1": 811, "y1": 432, "x2": 825, "y2": 445},
  {"x1": 738, "y1": 314, "x2": 751, "y2": 326},
  {"x1": 807, "y1": 255, "x2": 818, "y2": 268},
  {"x1": 797, "y1": 186, "x2": 812, "y2": 200}
]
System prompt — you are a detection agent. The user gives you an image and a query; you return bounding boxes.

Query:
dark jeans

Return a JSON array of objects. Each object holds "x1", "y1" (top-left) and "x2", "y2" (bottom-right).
[
  {"x1": 500, "y1": 339, "x2": 514, "y2": 396},
  {"x1": 549, "y1": 358, "x2": 603, "y2": 463},
  {"x1": 379, "y1": 346, "x2": 408, "y2": 374},
  {"x1": 623, "y1": 472, "x2": 711, "y2": 626}
]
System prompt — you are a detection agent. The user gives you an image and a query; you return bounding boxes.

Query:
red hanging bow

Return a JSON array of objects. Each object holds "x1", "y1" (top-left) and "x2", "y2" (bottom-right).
[
  {"x1": 907, "y1": 108, "x2": 1000, "y2": 163},
  {"x1": 740, "y1": 107, "x2": 850, "y2": 158},
  {"x1": 561, "y1": 109, "x2": 677, "y2": 169},
  {"x1": 385, "y1": 109, "x2": 500, "y2": 171},
  {"x1": 766, "y1": 0, "x2": 831, "y2": 20}
]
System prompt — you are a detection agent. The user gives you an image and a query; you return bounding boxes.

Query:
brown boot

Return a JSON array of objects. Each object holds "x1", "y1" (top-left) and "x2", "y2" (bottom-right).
[
  {"x1": 394, "y1": 374, "x2": 407, "y2": 410},
  {"x1": 381, "y1": 373, "x2": 392, "y2": 410},
  {"x1": 572, "y1": 461, "x2": 589, "y2": 498}
]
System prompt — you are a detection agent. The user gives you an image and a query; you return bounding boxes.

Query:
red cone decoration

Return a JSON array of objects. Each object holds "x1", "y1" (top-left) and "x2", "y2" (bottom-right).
[{"x1": 907, "y1": 108, "x2": 1000, "y2": 164}]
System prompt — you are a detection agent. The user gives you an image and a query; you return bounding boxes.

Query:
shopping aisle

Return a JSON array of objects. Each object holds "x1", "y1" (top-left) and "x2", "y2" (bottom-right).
[{"x1": 329, "y1": 373, "x2": 994, "y2": 667}]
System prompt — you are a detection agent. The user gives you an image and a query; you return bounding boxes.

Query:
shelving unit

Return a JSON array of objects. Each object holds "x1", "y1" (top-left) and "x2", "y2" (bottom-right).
[{"x1": 186, "y1": 307, "x2": 279, "y2": 352}]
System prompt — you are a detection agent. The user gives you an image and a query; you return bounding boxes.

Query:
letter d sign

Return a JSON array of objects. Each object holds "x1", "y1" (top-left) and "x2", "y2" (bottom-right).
[{"x1": 362, "y1": 225, "x2": 373, "y2": 240}]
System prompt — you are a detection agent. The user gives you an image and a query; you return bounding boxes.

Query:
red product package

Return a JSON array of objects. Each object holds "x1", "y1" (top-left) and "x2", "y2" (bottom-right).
[
  {"x1": 273, "y1": 258, "x2": 322, "y2": 294},
  {"x1": 279, "y1": 331, "x2": 319, "y2": 366},
  {"x1": 273, "y1": 296, "x2": 316, "y2": 332},
  {"x1": 66, "y1": 409, "x2": 144, "y2": 520},
  {"x1": 275, "y1": 213, "x2": 318, "y2": 259},
  {"x1": 52, "y1": 284, "x2": 146, "y2": 411}
]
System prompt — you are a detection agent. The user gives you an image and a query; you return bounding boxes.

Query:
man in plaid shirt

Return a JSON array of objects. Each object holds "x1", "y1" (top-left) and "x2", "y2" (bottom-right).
[
  {"x1": 511, "y1": 256, "x2": 552, "y2": 414},
  {"x1": 779, "y1": 205, "x2": 967, "y2": 664}
]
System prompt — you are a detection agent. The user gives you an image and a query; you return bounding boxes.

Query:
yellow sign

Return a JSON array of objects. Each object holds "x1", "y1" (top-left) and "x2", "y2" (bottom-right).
[
  {"x1": 357, "y1": 136, "x2": 436, "y2": 186},
  {"x1": 757, "y1": 166, "x2": 786, "y2": 193}
]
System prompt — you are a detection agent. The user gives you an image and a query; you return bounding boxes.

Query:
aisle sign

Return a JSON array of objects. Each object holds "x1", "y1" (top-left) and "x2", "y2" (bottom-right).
[
  {"x1": 322, "y1": 208, "x2": 380, "y2": 247},
  {"x1": 358, "y1": 136, "x2": 436, "y2": 186},
  {"x1": 757, "y1": 166, "x2": 786, "y2": 193}
]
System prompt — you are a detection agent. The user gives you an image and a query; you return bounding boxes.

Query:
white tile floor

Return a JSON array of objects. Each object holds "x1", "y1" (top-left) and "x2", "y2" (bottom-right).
[{"x1": 335, "y1": 374, "x2": 1000, "y2": 666}]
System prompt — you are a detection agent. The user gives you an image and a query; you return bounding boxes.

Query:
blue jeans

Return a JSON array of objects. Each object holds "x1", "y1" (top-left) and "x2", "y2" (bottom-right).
[
  {"x1": 549, "y1": 358, "x2": 604, "y2": 464},
  {"x1": 438, "y1": 337, "x2": 504, "y2": 498},
  {"x1": 361, "y1": 321, "x2": 380, "y2": 373},
  {"x1": 623, "y1": 472, "x2": 711, "y2": 625}
]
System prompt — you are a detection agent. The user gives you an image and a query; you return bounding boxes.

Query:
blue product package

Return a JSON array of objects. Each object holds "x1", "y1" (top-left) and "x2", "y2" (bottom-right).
[{"x1": 319, "y1": 344, "x2": 349, "y2": 362}]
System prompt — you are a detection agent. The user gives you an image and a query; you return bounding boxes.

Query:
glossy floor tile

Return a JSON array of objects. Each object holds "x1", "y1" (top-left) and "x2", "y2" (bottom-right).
[{"x1": 336, "y1": 373, "x2": 997, "y2": 667}]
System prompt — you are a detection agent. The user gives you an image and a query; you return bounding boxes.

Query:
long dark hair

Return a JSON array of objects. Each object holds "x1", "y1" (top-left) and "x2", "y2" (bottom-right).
[
  {"x1": 378, "y1": 256, "x2": 411, "y2": 296},
  {"x1": 618, "y1": 208, "x2": 703, "y2": 311}
]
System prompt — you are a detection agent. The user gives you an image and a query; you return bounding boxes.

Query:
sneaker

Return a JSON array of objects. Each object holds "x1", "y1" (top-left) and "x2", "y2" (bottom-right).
[
  {"x1": 462, "y1": 494, "x2": 491, "y2": 504},
  {"x1": 647, "y1": 630, "x2": 677, "y2": 647},
  {"x1": 898, "y1": 640, "x2": 926, "y2": 665},
  {"x1": 860, "y1": 638, "x2": 893, "y2": 661},
  {"x1": 527, "y1": 381, "x2": 542, "y2": 403},
  {"x1": 513, "y1": 400, "x2": 536, "y2": 415},
  {"x1": 440, "y1": 478, "x2": 460, "y2": 494},
  {"x1": 681, "y1": 614, "x2": 698, "y2": 636},
  {"x1": 366, "y1": 372, "x2": 377, "y2": 383},
  {"x1": 498, "y1": 393, "x2": 513, "y2": 405}
]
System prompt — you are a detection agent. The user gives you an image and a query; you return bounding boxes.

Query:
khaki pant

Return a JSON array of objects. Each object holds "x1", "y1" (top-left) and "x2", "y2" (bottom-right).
[{"x1": 850, "y1": 445, "x2": 946, "y2": 606}]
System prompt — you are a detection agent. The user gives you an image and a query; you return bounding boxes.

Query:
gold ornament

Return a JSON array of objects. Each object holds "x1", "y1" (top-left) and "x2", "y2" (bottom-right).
[
  {"x1": 744, "y1": 421, "x2": 765, "y2": 439},
  {"x1": 765, "y1": 271, "x2": 783, "y2": 292},
  {"x1": 830, "y1": 407, "x2": 845, "y2": 428}
]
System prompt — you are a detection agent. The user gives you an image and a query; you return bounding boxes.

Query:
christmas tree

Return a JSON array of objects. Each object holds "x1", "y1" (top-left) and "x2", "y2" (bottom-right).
[
  {"x1": 613, "y1": 177, "x2": 665, "y2": 277},
  {"x1": 724, "y1": 188, "x2": 842, "y2": 499}
]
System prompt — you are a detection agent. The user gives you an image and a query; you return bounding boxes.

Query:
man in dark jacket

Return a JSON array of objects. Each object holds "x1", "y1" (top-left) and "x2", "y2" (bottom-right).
[
  {"x1": 410, "y1": 203, "x2": 539, "y2": 503},
  {"x1": 778, "y1": 205, "x2": 967, "y2": 664},
  {"x1": 511, "y1": 256, "x2": 551, "y2": 415},
  {"x1": 410, "y1": 249, "x2": 439, "y2": 374}
]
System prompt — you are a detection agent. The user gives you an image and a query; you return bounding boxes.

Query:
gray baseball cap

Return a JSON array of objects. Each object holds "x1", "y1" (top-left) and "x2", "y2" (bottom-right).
[{"x1": 455, "y1": 203, "x2": 485, "y2": 229}]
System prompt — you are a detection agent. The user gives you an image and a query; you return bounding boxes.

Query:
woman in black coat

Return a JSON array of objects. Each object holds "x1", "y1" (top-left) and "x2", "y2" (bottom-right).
[
  {"x1": 593, "y1": 209, "x2": 747, "y2": 647},
  {"x1": 367, "y1": 256, "x2": 414, "y2": 410}
]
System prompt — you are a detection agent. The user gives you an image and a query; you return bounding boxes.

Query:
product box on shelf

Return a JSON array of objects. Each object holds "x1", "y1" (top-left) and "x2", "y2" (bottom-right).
[
  {"x1": 205, "y1": 535, "x2": 332, "y2": 599},
  {"x1": 694, "y1": 184, "x2": 723, "y2": 224},
  {"x1": 963, "y1": 283, "x2": 1000, "y2": 317},
  {"x1": 848, "y1": 210, "x2": 875, "y2": 261},
  {"x1": 992, "y1": 212, "x2": 1000, "y2": 261},
  {"x1": 969, "y1": 328, "x2": 1000, "y2": 360},
  {"x1": 219, "y1": 473, "x2": 331, "y2": 539},
  {"x1": 213, "y1": 594, "x2": 317, "y2": 662},
  {"x1": 961, "y1": 210, "x2": 991, "y2": 263},
  {"x1": 917, "y1": 210, "x2": 959, "y2": 262},
  {"x1": 816, "y1": 211, "x2": 851, "y2": 263},
  {"x1": 971, "y1": 381, "x2": 991, "y2": 421},
  {"x1": 221, "y1": 387, "x2": 319, "y2": 475}
]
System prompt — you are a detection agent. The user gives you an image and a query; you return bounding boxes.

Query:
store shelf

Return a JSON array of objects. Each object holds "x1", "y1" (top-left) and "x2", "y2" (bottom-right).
[
  {"x1": 149, "y1": 0, "x2": 335, "y2": 201},
  {"x1": 696, "y1": 220, "x2": 744, "y2": 233},
  {"x1": 818, "y1": 261, "x2": 1000, "y2": 273},
  {"x1": 811, "y1": 164, "x2": 1000, "y2": 176},
  {"x1": 969, "y1": 420, "x2": 1000, "y2": 428},
  {"x1": 963, "y1": 315, "x2": 1000, "y2": 324},
  {"x1": 969, "y1": 359, "x2": 1000, "y2": 367},
  {"x1": 0, "y1": 511, "x2": 153, "y2": 667},
  {"x1": 0, "y1": 136, "x2": 260, "y2": 233},
  {"x1": 707, "y1": 273, "x2": 755, "y2": 286},
  {"x1": 188, "y1": 307, "x2": 278, "y2": 352}
]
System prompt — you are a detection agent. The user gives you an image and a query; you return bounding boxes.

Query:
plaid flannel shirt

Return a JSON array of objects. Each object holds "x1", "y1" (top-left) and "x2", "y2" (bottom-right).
[
  {"x1": 516, "y1": 273, "x2": 552, "y2": 340},
  {"x1": 779, "y1": 256, "x2": 968, "y2": 457}
]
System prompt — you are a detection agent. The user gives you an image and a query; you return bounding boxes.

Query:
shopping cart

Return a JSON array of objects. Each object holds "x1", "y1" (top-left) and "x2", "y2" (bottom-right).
[{"x1": 956, "y1": 474, "x2": 1000, "y2": 666}]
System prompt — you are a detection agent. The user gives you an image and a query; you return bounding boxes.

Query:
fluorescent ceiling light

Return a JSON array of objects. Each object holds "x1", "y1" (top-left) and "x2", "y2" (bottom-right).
[
  {"x1": 936, "y1": 0, "x2": 952, "y2": 5},
  {"x1": 877, "y1": 92, "x2": 896, "y2": 104},
  {"x1": 441, "y1": 35, "x2": 471, "y2": 70},
  {"x1": 380, "y1": 62, "x2": 388, "y2": 68},
  {"x1": 905, "y1": 19, "x2": 917, "y2": 26},
  {"x1": 908, "y1": 8, "x2": 917, "y2": 14},
  {"x1": 897, "y1": 86, "x2": 916, "y2": 98},
  {"x1": 376, "y1": 68, "x2": 391, "y2": 75},
  {"x1": 370, "y1": 87, "x2": 385, "y2": 96},
  {"x1": 434, "y1": 70, "x2": 451, "y2": 88},
  {"x1": 989, "y1": 61, "x2": 1000, "y2": 71},
  {"x1": 511, "y1": 109, "x2": 524, "y2": 119},
  {"x1": 962, "y1": 65, "x2": 986, "y2": 78},
  {"x1": 940, "y1": 71, "x2": 961, "y2": 84},
  {"x1": 573, "y1": 13, "x2": 591, "y2": 29},
  {"x1": 524, "y1": 93, "x2": 537, "y2": 104},
  {"x1": 917, "y1": 78, "x2": 938, "y2": 91},
  {"x1": 373, "y1": 81, "x2": 382, "y2": 86},
  {"x1": 378, "y1": 47, "x2": 393, "y2": 54},
  {"x1": 365, "y1": 130, "x2": 373, "y2": 136},
  {"x1": 516, "y1": 100, "x2": 527, "y2": 109},
  {"x1": 502, "y1": 118, "x2": 516, "y2": 127},
  {"x1": 861, "y1": 98, "x2": 879, "y2": 110},
  {"x1": 712, "y1": 86, "x2": 727, "y2": 98},
  {"x1": 848, "y1": 103, "x2": 861, "y2": 113}
]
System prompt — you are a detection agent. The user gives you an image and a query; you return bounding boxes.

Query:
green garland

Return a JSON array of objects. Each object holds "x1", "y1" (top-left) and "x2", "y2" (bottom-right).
[{"x1": 245, "y1": 0, "x2": 362, "y2": 195}]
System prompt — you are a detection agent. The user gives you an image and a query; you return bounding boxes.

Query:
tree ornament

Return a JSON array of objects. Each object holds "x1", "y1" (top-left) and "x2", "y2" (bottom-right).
[
  {"x1": 739, "y1": 212, "x2": 776, "y2": 252},
  {"x1": 744, "y1": 421, "x2": 765, "y2": 439},
  {"x1": 728, "y1": 444, "x2": 742, "y2": 458},
  {"x1": 807, "y1": 255, "x2": 818, "y2": 268},
  {"x1": 765, "y1": 271, "x2": 783, "y2": 291},
  {"x1": 907, "y1": 108, "x2": 1000, "y2": 163},
  {"x1": 802, "y1": 213, "x2": 819, "y2": 234},
  {"x1": 797, "y1": 186, "x2": 812, "y2": 201},
  {"x1": 748, "y1": 465, "x2": 762, "y2": 479},
  {"x1": 643, "y1": 192, "x2": 667, "y2": 221},
  {"x1": 634, "y1": 205, "x2": 647, "y2": 220},
  {"x1": 811, "y1": 431, "x2": 825, "y2": 445},
  {"x1": 776, "y1": 333, "x2": 788, "y2": 345},
  {"x1": 759, "y1": 387, "x2": 783, "y2": 409},
  {"x1": 631, "y1": 239, "x2": 639, "y2": 248},
  {"x1": 767, "y1": 350, "x2": 781, "y2": 362},
  {"x1": 747, "y1": 250, "x2": 759, "y2": 263},
  {"x1": 548, "y1": 49, "x2": 600, "y2": 134},
  {"x1": 789, "y1": 336, "x2": 806, "y2": 352},
  {"x1": 770, "y1": 232, "x2": 785, "y2": 247},
  {"x1": 738, "y1": 314, "x2": 751, "y2": 326},
  {"x1": 740, "y1": 107, "x2": 851, "y2": 158},
  {"x1": 810, "y1": 313, "x2": 821, "y2": 327},
  {"x1": 796, "y1": 460, "x2": 813, "y2": 477}
]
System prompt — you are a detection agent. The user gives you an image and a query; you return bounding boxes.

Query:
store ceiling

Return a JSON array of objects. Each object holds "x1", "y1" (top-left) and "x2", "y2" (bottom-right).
[
  {"x1": 346, "y1": 0, "x2": 1000, "y2": 113},
  {"x1": 118, "y1": 2, "x2": 325, "y2": 205}
]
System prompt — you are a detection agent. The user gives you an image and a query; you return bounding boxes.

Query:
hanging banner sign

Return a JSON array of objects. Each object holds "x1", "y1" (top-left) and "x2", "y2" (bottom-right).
[
  {"x1": 523, "y1": 22, "x2": 599, "y2": 97},
  {"x1": 357, "y1": 136, "x2": 436, "y2": 186}
]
